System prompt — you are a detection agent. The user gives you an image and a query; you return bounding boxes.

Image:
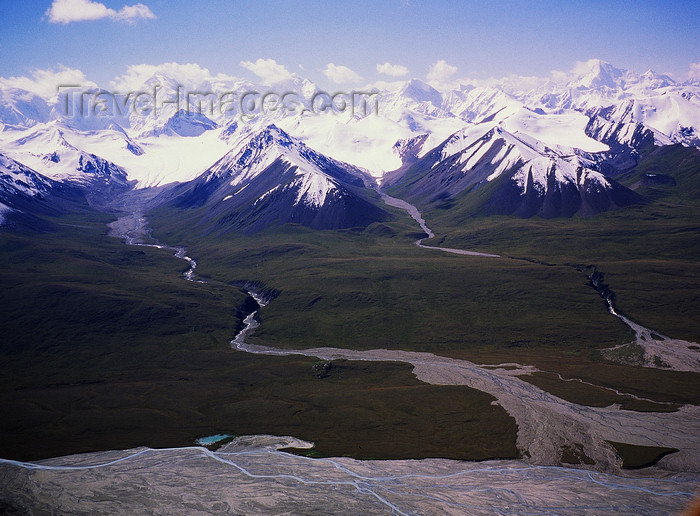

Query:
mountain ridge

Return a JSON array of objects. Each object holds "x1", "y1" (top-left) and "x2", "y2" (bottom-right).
[
  {"x1": 1, "y1": 59, "x2": 698, "y2": 231},
  {"x1": 154, "y1": 125, "x2": 392, "y2": 233}
]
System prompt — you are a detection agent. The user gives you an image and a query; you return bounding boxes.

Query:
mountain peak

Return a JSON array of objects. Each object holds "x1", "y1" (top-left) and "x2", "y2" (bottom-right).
[
  {"x1": 206, "y1": 125, "x2": 309, "y2": 185},
  {"x1": 13, "y1": 124, "x2": 77, "y2": 151},
  {"x1": 258, "y1": 123, "x2": 292, "y2": 143},
  {"x1": 573, "y1": 59, "x2": 626, "y2": 89},
  {"x1": 399, "y1": 79, "x2": 443, "y2": 108},
  {"x1": 389, "y1": 123, "x2": 643, "y2": 219},
  {"x1": 168, "y1": 125, "x2": 389, "y2": 232},
  {"x1": 639, "y1": 69, "x2": 676, "y2": 88}
]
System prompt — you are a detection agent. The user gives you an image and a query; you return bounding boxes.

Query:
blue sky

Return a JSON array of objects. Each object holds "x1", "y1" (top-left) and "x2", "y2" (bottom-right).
[{"x1": 1, "y1": 0, "x2": 699, "y2": 90}]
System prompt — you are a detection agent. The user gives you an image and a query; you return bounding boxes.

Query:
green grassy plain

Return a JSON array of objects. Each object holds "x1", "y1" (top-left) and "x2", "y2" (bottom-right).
[
  {"x1": 0, "y1": 213, "x2": 517, "y2": 461},
  {"x1": 147, "y1": 196, "x2": 700, "y2": 409},
  {"x1": 607, "y1": 441, "x2": 679, "y2": 469},
  {"x1": 2, "y1": 143, "x2": 699, "y2": 463},
  {"x1": 149, "y1": 208, "x2": 633, "y2": 354},
  {"x1": 428, "y1": 207, "x2": 700, "y2": 343}
]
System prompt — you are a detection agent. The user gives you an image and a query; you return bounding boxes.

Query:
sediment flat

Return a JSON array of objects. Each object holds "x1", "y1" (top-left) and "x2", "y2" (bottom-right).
[{"x1": 1, "y1": 435, "x2": 698, "y2": 515}]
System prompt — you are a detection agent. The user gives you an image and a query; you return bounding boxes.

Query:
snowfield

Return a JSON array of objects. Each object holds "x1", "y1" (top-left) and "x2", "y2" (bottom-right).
[{"x1": 0, "y1": 59, "x2": 697, "y2": 190}]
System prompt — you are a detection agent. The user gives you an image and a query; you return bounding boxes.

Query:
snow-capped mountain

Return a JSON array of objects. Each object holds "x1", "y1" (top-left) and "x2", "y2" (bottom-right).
[
  {"x1": 0, "y1": 59, "x2": 698, "y2": 231},
  {"x1": 0, "y1": 119, "x2": 231, "y2": 189},
  {"x1": 0, "y1": 152, "x2": 56, "y2": 202},
  {"x1": 159, "y1": 125, "x2": 391, "y2": 232},
  {"x1": 385, "y1": 124, "x2": 642, "y2": 218},
  {"x1": 382, "y1": 79, "x2": 451, "y2": 120},
  {"x1": 0, "y1": 152, "x2": 87, "y2": 230},
  {"x1": 510, "y1": 60, "x2": 700, "y2": 147},
  {"x1": 0, "y1": 88, "x2": 51, "y2": 130},
  {"x1": 0, "y1": 123, "x2": 130, "y2": 189},
  {"x1": 585, "y1": 99, "x2": 697, "y2": 150},
  {"x1": 585, "y1": 104, "x2": 661, "y2": 151},
  {"x1": 138, "y1": 109, "x2": 217, "y2": 138},
  {"x1": 442, "y1": 86, "x2": 520, "y2": 125},
  {"x1": 1, "y1": 59, "x2": 698, "y2": 184}
]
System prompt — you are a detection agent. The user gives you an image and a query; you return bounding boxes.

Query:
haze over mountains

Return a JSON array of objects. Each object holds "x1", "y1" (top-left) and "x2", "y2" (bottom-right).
[{"x1": 1, "y1": 59, "x2": 699, "y2": 231}]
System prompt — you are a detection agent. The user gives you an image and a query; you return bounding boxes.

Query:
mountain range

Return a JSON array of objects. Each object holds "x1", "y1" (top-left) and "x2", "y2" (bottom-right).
[{"x1": 0, "y1": 59, "x2": 699, "y2": 232}]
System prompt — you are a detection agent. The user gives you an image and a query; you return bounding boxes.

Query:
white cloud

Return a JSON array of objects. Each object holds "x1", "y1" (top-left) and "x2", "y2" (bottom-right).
[
  {"x1": 571, "y1": 58, "x2": 608, "y2": 77},
  {"x1": 689, "y1": 62, "x2": 700, "y2": 81},
  {"x1": 549, "y1": 69, "x2": 570, "y2": 84},
  {"x1": 110, "y1": 62, "x2": 238, "y2": 91},
  {"x1": 322, "y1": 63, "x2": 362, "y2": 84},
  {"x1": 427, "y1": 60, "x2": 458, "y2": 83},
  {"x1": 45, "y1": 0, "x2": 155, "y2": 24},
  {"x1": 0, "y1": 65, "x2": 97, "y2": 98},
  {"x1": 239, "y1": 58, "x2": 293, "y2": 84},
  {"x1": 114, "y1": 3, "x2": 154, "y2": 21},
  {"x1": 376, "y1": 62, "x2": 409, "y2": 77}
]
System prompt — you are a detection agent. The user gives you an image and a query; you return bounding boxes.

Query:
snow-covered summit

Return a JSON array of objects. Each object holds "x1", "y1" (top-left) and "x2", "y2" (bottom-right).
[
  {"x1": 432, "y1": 123, "x2": 606, "y2": 194},
  {"x1": 386, "y1": 121, "x2": 643, "y2": 218},
  {"x1": 163, "y1": 124, "x2": 390, "y2": 232},
  {"x1": 0, "y1": 88, "x2": 51, "y2": 130},
  {"x1": 0, "y1": 59, "x2": 698, "y2": 192},
  {"x1": 0, "y1": 152, "x2": 56, "y2": 198},
  {"x1": 0, "y1": 122, "x2": 129, "y2": 187},
  {"x1": 204, "y1": 124, "x2": 365, "y2": 208}
]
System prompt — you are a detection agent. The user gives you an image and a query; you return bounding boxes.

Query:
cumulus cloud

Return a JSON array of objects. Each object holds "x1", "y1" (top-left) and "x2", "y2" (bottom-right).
[
  {"x1": 45, "y1": 0, "x2": 155, "y2": 24},
  {"x1": 427, "y1": 60, "x2": 458, "y2": 83},
  {"x1": 376, "y1": 62, "x2": 409, "y2": 77},
  {"x1": 109, "y1": 62, "x2": 238, "y2": 91},
  {"x1": 0, "y1": 65, "x2": 97, "y2": 98},
  {"x1": 239, "y1": 58, "x2": 293, "y2": 84},
  {"x1": 689, "y1": 62, "x2": 700, "y2": 81},
  {"x1": 571, "y1": 58, "x2": 610, "y2": 77},
  {"x1": 549, "y1": 69, "x2": 570, "y2": 84},
  {"x1": 322, "y1": 63, "x2": 362, "y2": 84}
]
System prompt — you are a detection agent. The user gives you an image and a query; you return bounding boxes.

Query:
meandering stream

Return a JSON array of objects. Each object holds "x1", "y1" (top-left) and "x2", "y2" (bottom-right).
[
  {"x1": 3, "y1": 196, "x2": 697, "y2": 514},
  {"x1": 107, "y1": 211, "x2": 199, "y2": 282},
  {"x1": 379, "y1": 192, "x2": 501, "y2": 257},
  {"x1": 106, "y1": 196, "x2": 700, "y2": 474},
  {"x1": 231, "y1": 300, "x2": 700, "y2": 473},
  {"x1": 379, "y1": 190, "x2": 700, "y2": 373}
]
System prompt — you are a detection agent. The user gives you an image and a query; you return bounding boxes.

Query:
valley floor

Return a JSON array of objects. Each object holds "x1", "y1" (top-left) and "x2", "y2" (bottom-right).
[
  {"x1": 235, "y1": 341, "x2": 700, "y2": 474},
  {"x1": 135, "y1": 197, "x2": 700, "y2": 476},
  {"x1": 108, "y1": 197, "x2": 700, "y2": 476},
  {"x1": 1, "y1": 435, "x2": 698, "y2": 515},
  {"x1": 2, "y1": 189, "x2": 699, "y2": 514}
]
